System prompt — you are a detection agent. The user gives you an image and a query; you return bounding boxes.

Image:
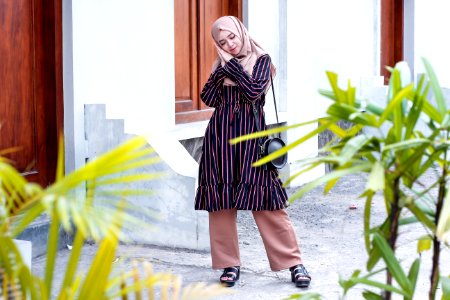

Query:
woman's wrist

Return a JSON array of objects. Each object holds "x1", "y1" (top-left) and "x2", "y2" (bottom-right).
[{"x1": 222, "y1": 58, "x2": 240, "y2": 79}]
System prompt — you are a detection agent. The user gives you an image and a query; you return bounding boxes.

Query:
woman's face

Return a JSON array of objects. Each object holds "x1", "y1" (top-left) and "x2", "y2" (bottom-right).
[{"x1": 217, "y1": 30, "x2": 242, "y2": 56}]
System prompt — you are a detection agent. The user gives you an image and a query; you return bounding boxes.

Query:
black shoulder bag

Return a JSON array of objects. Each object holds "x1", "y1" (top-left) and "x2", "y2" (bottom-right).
[{"x1": 251, "y1": 75, "x2": 288, "y2": 170}]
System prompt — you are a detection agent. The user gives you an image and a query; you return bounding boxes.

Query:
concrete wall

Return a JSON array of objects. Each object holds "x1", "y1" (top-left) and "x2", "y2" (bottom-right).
[
  {"x1": 17, "y1": 215, "x2": 72, "y2": 258},
  {"x1": 85, "y1": 104, "x2": 209, "y2": 250}
]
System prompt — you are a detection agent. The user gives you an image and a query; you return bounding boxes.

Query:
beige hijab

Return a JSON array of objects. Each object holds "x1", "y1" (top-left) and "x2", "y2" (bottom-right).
[{"x1": 211, "y1": 16, "x2": 276, "y2": 86}]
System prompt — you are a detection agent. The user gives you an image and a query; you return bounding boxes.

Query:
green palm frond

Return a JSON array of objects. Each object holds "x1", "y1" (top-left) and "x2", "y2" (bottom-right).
[{"x1": 1, "y1": 135, "x2": 228, "y2": 300}]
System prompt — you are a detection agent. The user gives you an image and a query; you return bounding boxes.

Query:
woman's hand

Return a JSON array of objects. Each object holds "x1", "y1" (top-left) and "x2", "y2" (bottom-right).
[{"x1": 215, "y1": 44, "x2": 234, "y2": 63}]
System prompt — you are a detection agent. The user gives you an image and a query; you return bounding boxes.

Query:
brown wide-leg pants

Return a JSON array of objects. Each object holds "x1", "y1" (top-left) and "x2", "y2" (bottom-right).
[{"x1": 209, "y1": 208, "x2": 302, "y2": 271}]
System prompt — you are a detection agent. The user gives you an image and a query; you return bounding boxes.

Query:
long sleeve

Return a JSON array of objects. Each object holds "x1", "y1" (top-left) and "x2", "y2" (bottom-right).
[
  {"x1": 222, "y1": 54, "x2": 271, "y2": 102},
  {"x1": 200, "y1": 67, "x2": 226, "y2": 107}
]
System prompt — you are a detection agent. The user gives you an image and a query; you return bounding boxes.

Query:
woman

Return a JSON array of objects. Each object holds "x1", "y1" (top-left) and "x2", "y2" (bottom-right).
[{"x1": 194, "y1": 16, "x2": 311, "y2": 288}]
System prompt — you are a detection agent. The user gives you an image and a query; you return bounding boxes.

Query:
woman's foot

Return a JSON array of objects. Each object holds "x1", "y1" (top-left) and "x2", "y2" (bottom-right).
[
  {"x1": 220, "y1": 266, "x2": 240, "y2": 287},
  {"x1": 290, "y1": 264, "x2": 311, "y2": 288}
]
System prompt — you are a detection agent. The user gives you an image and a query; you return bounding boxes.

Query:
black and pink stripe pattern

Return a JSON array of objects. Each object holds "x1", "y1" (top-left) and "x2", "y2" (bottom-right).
[{"x1": 194, "y1": 55, "x2": 288, "y2": 212}]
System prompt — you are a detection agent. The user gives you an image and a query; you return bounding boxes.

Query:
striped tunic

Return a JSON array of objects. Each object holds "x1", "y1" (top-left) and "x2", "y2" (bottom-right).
[{"x1": 194, "y1": 54, "x2": 288, "y2": 212}]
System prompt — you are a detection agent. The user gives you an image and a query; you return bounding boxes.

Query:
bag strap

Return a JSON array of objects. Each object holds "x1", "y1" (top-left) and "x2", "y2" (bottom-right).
[
  {"x1": 269, "y1": 74, "x2": 280, "y2": 126},
  {"x1": 251, "y1": 74, "x2": 280, "y2": 139}
]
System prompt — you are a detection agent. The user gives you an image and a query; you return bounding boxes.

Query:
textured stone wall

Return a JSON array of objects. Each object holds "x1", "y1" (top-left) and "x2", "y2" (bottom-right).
[{"x1": 179, "y1": 137, "x2": 203, "y2": 163}]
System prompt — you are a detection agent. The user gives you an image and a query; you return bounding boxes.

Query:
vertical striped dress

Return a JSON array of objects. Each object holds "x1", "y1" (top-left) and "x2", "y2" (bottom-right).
[{"x1": 194, "y1": 54, "x2": 288, "y2": 212}]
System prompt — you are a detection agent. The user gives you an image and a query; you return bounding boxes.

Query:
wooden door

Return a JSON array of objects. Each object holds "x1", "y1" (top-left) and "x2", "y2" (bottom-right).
[
  {"x1": 0, "y1": 0, "x2": 62, "y2": 187},
  {"x1": 174, "y1": 0, "x2": 242, "y2": 124}
]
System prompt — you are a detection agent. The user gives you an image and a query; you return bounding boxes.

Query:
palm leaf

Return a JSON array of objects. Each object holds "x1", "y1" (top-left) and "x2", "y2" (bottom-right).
[
  {"x1": 441, "y1": 276, "x2": 450, "y2": 300},
  {"x1": 422, "y1": 58, "x2": 447, "y2": 117},
  {"x1": 379, "y1": 83, "x2": 414, "y2": 125},
  {"x1": 59, "y1": 231, "x2": 85, "y2": 295},
  {"x1": 436, "y1": 188, "x2": 450, "y2": 244},
  {"x1": 289, "y1": 163, "x2": 371, "y2": 202},
  {"x1": 372, "y1": 234, "x2": 412, "y2": 296},
  {"x1": 338, "y1": 134, "x2": 371, "y2": 165},
  {"x1": 180, "y1": 282, "x2": 231, "y2": 300},
  {"x1": 253, "y1": 119, "x2": 333, "y2": 167},
  {"x1": 404, "y1": 77, "x2": 426, "y2": 139},
  {"x1": 229, "y1": 119, "x2": 323, "y2": 145},
  {"x1": 363, "y1": 191, "x2": 374, "y2": 253}
]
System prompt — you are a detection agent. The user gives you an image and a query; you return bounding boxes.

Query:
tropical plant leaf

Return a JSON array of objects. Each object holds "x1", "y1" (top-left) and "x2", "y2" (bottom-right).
[
  {"x1": 382, "y1": 139, "x2": 430, "y2": 153},
  {"x1": 77, "y1": 224, "x2": 120, "y2": 299},
  {"x1": 253, "y1": 120, "x2": 333, "y2": 167},
  {"x1": 327, "y1": 122, "x2": 348, "y2": 138},
  {"x1": 441, "y1": 276, "x2": 450, "y2": 300},
  {"x1": 393, "y1": 131, "x2": 440, "y2": 177},
  {"x1": 339, "y1": 269, "x2": 361, "y2": 294},
  {"x1": 338, "y1": 134, "x2": 371, "y2": 165},
  {"x1": 366, "y1": 245, "x2": 382, "y2": 271},
  {"x1": 407, "y1": 258, "x2": 421, "y2": 296},
  {"x1": 379, "y1": 83, "x2": 413, "y2": 125},
  {"x1": 319, "y1": 88, "x2": 336, "y2": 102},
  {"x1": 180, "y1": 282, "x2": 232, "y2": 300},
  {"x1": 283, "y1": 293, "x2": 322, "y2": 300},
  {"x1": 366, "y1": 162, "x2": 385, "y2": 192},
  {"x1": 59, "y1": 230, "x2": 85, "y2": 295},
  {"x1": 340, "y1": 268, "x2": 409, "y2": 297},
  {"x1": 421, "y1": 95, "x2": 442, "y2": 124},
  {"x1": 326, "y1": 71, "x2": 347, "y2": 104},
  {"x1": 362, "y1": 290, "x2": 384, "y2": 300},
  {"x1": 363, "y1": 192, "x2": 374, "y2": 253},
  {"x1": 283, "y1": 162, "x2": 323, "y2": 187},
  {"x1": 229, "y1": 119, "x2": 323, "y2": 145},
  {"x1": 289, "y1": 163, "x2": 371, "y2": 202},
  {"x1": 417, "y1": 236, "x2": 432, "y2": 253},
  {"x1": 399, "y1": 216, "x2": 418, "y2": 226},
  {"x1": 363, "y1": 102, "x2": 385, "y2": 117},
  {"x1": 405, "y1": 200, "x2": 436, "y2": 232},
  {"x1": 422, "y1": 58, "x2": 447, "y2": 118},
  {"x1": 372, "y1": 234, "x2": 412, "y2": 296},
  {"x1": 327, "y1": 103, "x2": 378, "y2": 126},
  {"x1": 437, "y1": 188, "x2": 450, "y2": 244},
  {"x1": 404, "y1": 79, "x2": 426, "y2": 139},
  {"x1": 108, "y1": 271, "x2": 171, "y2": 299},
  {"x1": 45, "y1": 205, "x2": 60, "y2": 296}
]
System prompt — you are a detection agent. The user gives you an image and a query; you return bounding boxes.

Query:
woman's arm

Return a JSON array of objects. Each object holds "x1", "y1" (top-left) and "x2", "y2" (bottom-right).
[
  {"x1": 222, "y1": 55, "x2": 271, "y2": 102},
  {"x1": 200, "y1": 67, "x2": 226, "y2": 107}
]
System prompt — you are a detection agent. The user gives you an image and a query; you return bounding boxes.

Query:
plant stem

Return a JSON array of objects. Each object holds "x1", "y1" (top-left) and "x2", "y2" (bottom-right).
[
  {"x1": 429, "y1": 151, "x2": 447, "y2": 300},
  {"x1": 385, "y1": 176, "x2": 401, "y2": 300}
]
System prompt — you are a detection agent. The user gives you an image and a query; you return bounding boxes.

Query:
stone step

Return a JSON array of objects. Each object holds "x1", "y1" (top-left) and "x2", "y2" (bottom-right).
[{"x1": 16, "y1": 215, "x2": 72, "y2": 259}]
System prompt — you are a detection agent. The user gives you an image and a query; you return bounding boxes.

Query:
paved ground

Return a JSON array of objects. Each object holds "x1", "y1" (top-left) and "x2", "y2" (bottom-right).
[{"x1": 33, "y1": 174, "x2": 449, "y2": 299}]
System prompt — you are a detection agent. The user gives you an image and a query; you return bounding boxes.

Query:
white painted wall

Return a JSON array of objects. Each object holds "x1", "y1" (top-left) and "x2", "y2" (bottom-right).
[
  {"x1": 286, "y1": 0, "x2": 381, "y2": 186},
  {"x1": 415, "y1": 0, "x2": 450, "y2": 87},
  {"x1": 247, "y1": 0, "x2": 283, "y2": 125},
  {"x1": 72, "y1": 0, "x2": 174, "y2": 137},
  {"x1": 67, "y1": 0, "x2": 191, "y2": 178},
  {"x1": 66, "y1": 0, "x2": 384, "y2": 188}
]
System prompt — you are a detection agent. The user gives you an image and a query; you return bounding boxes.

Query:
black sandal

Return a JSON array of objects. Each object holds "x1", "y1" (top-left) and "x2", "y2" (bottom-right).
[
  {"x1": 220, "y1": 266, "x2": 240, "y2": 287},
  {"x1": 290, "y1": 264, "x2": 311, "y2": 288}
]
